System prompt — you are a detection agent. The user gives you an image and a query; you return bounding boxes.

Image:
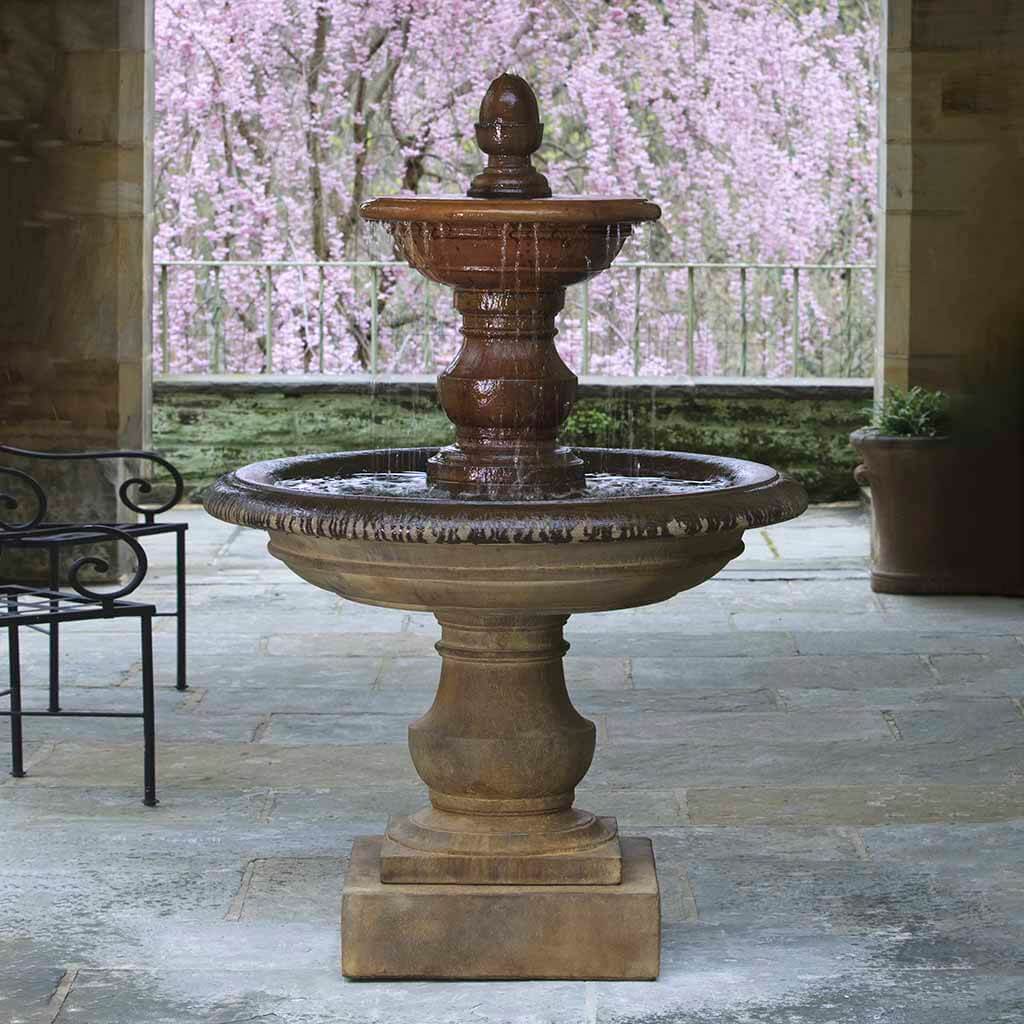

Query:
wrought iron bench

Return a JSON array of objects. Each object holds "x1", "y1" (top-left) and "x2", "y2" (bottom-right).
[
  {"x1": 0, "y1": 445, "x2": 188, "y2": 705},
  {"x1": 0, "y1": 524, "x2": 158, "y2": 805}
]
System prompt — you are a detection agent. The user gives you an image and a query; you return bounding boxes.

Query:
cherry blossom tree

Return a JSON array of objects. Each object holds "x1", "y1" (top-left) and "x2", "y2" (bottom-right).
[{"x1": 154, "y1": 0, "x2": 879, "y2": 377}]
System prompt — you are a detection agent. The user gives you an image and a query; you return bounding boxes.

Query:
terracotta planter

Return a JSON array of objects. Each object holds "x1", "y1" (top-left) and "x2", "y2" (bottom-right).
[{"x1": 850, "y1": 428, "x2": 1023, "y2": 595}]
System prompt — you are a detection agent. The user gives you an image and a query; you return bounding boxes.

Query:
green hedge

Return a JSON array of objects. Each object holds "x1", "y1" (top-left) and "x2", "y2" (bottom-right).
[{"x1": 154, "y1": 375, "x2": 871, "y2": 503}]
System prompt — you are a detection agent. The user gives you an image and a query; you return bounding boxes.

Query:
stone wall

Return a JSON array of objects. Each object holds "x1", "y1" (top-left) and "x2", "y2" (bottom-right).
[
  {"x1": 153, "y1": 376, "x2": 872, "y2": 503},
  {"x1": 0, "y1": 1, "x2": 152, "y2": 579}
]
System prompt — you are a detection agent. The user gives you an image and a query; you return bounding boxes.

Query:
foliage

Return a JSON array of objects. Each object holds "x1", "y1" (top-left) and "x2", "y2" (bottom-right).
[
  {"x1": 870, "y1": 387, "x2": 951, "y2": 438},
  {"x1": 561, "y1": 407, "x2": 622, "y2": 446},
  {"x1": 154, "y1": 0, "x2": 879, "y2": 377}
]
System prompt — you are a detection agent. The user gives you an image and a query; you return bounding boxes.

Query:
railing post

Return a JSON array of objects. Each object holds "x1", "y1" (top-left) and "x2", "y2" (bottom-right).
[
  {"x1": 843, "y1": 266, "x2": 854, "y2": 377},
  {"x1": 632, "y1": 265, "x2": 642, "y2": 376},
  {"x1": 211, "y1": 264, "x2": 223, "y2": 373},
  {"x1": 581, "y1": 279, "x2": 591, "y2": 376},
  {"x1": 739, "y1": 265, "x2": 748, "y2": 377},
  {"x1": 264, "y1": 265, "x2": 274, "y2": 374},
  {"x1": 370, "y1": 265, "x2": 380, "y2": 377},
  {"x1": 791, "y1": 266, "x2": 800, "y2": 377},
  {"x1": 159, "y1": 264, "x2": 169, "y2": 374},
  {"x1": 687, "y1": 265, "x2": 696, "y2": 375},
  {"x1": 318, "y1": 264, "x2": 326, "y2": 374}
]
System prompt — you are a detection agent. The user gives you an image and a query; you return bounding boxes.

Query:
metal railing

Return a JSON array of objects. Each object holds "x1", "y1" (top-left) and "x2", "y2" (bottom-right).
[{"x1": 156, "y1": 259, "x2": 875, "y2": 378}]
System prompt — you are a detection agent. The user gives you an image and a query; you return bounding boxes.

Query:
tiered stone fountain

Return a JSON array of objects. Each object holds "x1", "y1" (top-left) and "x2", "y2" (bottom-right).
[{"x1": 206, "y1": 75, "x2": 806, "y2": 981}]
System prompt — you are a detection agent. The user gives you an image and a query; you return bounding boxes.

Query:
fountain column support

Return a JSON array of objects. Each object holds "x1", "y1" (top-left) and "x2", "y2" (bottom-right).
[
  {"x1": 428, "y1": 288, "x2": 587, "y2": 496},
  {"x1": 380, "y1": 612, "x2": 621, "y2": 884}
]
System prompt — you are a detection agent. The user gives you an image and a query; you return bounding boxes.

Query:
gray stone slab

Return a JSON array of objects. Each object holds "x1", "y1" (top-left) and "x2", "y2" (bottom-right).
[
  {"x1": 261, "y1": 712, "x2": 414, "y2": 746},
  {"x1": 570, "y1": 604, "x2": 734, "y2": 634},
  {"x1": 930, "y1": 652, "x2": 1024, "y2": 689},
  {"x1": 198, "y1": 681, "x2": 430, "y2": 715},
  {"x1": 563, "y1": 630, "x2": 798, "y2": 658},
  {"x1": 631, "y1": 653, "x2": 935, "y2": 690},
  {"x1": 0, "y1": 942, "x2": 66, "y2": 1024},
  {"x1": 372, "y1": 656, "x2": 441, "y2": 689},
  {"x1": 185, "y1": 581, "x2": 340, "y2": 609},
  {"x1": 887, "y1": 701, "x2": 1024, "y2": 742},
  {"x1": 575, "y1": 688, "x2": 779, "y2": 714},
  {"x1": 573, "y1": 786, "x2": 688, "y2": 828},
  {"x1": 17, "y1": 740, "x2": 419, "y2": 791},
  {"x1": 793, "y1": 631, "x2": 1023, "y2": 656},
  {"x1": 3, "y1": 685, "x2": 261, "y2": 742},
  {"x1": 0, "y1": 783, "x2": 268, "y2": 827},
  {"x1": 605, "y1": 709, "x2": 892, "y2": 745},
  {"x1": 205, "y1": 658, "x2": 382, "y2": 692},
  {"x1": 260, "y1": 784, "x2": 423, "y2": 829},
  {"x1": 657, "y1": 834, "x2": 1011, "y2": 935},
  {"x1": 686, "y1": 783, "x2": 1024, "y2": 826},
  {"x1": 863, "y1": 820, "x2": 1024, "y2": 869},
  {"x1": 777, "y1": 686, "x2": 1009, "y2": 709},
  {"x1": 54, "y1": 965, "x2": 587, "y2": 1024},
  {"x1": 731, "y1": 610, "x2": 895, "y2": 632},
  {"x1": 588, "y1": 733, "x2": 1022, "y2": 788},
  {"x1": 238, "y1": 855, "x2": 346, "y2": 924},
  {"x1": 266, "y1": 632, "x2": 438, "y2": 658},
  {"x1": 564, "y1": 656, "x2": 631, "y2": 688},
  {"x1": 708, "y1": 578, "x2": 881, "y2": 613}
]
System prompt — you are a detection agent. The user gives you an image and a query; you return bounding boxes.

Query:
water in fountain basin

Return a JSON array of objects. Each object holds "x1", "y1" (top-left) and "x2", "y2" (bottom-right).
[{"x1": 278, "y1": 470, "x2": 725, "y2": 501}]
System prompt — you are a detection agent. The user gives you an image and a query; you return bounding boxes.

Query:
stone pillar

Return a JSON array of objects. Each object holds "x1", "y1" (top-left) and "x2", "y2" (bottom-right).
[
  {"x1": 881, "y1": 0, "x2": 1024, "y2": 396},
  {"x1": 878, "y1": 1, "x2": 1023, "y2": 592},
  {"x1": 0, "y1": 1, "x2": 153, "y2": 533}
]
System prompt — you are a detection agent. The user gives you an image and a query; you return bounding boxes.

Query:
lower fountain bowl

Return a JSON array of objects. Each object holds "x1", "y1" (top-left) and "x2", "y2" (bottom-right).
[{"x1": 204, "y1": 447, "x2": 807, "y2": 614}]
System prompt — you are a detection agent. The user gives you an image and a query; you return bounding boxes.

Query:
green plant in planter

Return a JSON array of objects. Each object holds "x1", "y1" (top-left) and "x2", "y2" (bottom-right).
[{"x1": 868, "y1": 386, "x2": 950, "y2": 438}]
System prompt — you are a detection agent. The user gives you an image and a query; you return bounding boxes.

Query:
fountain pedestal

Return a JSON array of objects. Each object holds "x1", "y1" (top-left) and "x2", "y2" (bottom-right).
[
  {"x1": 343, "y1": 611, "x2": 663, "y2": 978},
  {"x1": 383, "y1": 613, "x2": 618, "y2": 884}
]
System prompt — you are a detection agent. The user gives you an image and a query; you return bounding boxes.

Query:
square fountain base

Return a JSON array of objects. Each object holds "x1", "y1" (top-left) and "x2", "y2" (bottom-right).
[{"x1": 341, "y1": 836, "x2": 660, "y2": 980}]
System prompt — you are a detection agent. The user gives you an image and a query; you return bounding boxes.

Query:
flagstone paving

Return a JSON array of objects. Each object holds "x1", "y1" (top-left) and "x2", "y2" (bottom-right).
[{"x1": 2, "y1": 504, "x2": 1022, "y2": 1023}]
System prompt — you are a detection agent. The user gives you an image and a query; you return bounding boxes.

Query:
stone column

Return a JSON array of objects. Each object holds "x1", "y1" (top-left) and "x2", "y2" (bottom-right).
[
  {"x1": 0, "y1": 1, "x2": 153, "y2": 539},
  {"x1": 881, "y1": 0, "x2": 1024, "y2": 396}
]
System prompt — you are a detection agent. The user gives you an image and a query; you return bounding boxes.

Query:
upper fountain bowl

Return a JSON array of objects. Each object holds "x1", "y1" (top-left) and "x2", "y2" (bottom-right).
[
  {"x1": 362, "y1": 72, "x2": 659, "y2": 290},
  {"x1": 362, "y1": 199, "x2": 660, "y2": 290}
]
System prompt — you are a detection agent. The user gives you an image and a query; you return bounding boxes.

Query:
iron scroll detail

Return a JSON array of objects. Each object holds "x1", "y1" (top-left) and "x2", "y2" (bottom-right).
[
  {"x1": 0, "y1": 524, "x2": 150, "y2": 602},
  {"x1": 0, "y1": 446, "x2": 184, "y2": 524},
  {"x1": 0, "y1": 466, "x2": 48, "y2": 530}
]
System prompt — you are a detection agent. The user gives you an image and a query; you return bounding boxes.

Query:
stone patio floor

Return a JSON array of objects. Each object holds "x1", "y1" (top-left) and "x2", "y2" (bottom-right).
[{"x1": 2, "y1": 503, "x2": 1023, "y2": 1023}]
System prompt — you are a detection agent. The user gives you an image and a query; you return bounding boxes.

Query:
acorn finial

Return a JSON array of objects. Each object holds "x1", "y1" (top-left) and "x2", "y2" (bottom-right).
[{"x1": 467, "y1": 74, "x2": 552, "y2": 199}]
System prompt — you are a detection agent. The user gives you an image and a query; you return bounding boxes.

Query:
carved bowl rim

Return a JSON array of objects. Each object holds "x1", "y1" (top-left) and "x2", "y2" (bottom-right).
[
  {"x1": 203, "y1": 447, "x2": 807, "y2": 545},
  {"x1": 361, "y1": 196, "x2": 661, "y2": 226}
]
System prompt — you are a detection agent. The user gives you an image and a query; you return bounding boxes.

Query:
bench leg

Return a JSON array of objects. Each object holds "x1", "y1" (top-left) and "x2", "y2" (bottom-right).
[
  {"x1": 48, "y1": 548, "x2": 60, "y2": 713},
  {"x1": 141, "y1": 615, "x2": 158, "y2": 806},
  {"x1": 9, "y1": 623, "x2": 25, "y2": 778},
  {"x1": 175, "y1": 530, "x2": 187, "y2": 691}
]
